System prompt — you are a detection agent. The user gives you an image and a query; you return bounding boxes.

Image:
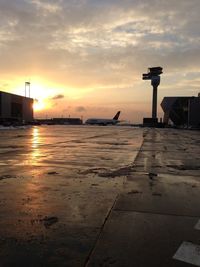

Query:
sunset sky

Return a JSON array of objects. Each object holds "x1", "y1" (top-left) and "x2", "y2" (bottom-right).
[{"x1": 0, "y1": 0, "x2": 200, "y2": 122}]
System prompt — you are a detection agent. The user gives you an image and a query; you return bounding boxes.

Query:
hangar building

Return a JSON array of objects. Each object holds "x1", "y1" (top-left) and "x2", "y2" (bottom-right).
[
  {"x1": 161, "y1": 94, "x2": 200, "y2": 127},
  {"x1": 0, "y1": 91, "x2": 33, "y2": 124}
]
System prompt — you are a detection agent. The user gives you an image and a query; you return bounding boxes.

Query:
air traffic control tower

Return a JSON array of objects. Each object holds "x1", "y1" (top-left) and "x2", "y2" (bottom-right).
[{"x1": 142, "y1": 66, "x2": 163, "y2": 127}]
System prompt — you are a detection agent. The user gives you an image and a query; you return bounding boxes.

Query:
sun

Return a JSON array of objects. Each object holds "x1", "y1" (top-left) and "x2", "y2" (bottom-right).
[{"x1": 33, "y1": 99, "x2": 45, "y2": 111}]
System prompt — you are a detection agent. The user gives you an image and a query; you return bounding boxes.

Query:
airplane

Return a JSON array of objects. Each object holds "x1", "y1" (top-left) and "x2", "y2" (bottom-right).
[{"x1": 85, "y1": 111, "x2": 121, "y2": 126}]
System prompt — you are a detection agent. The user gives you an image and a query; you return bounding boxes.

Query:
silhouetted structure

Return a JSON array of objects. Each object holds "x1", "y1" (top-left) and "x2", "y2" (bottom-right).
[
  {"x1": 52, "y1": 118, "x2": 82, "y2": 125},
  {"x1": 25, "y1": 82, "x2": 31, "y2": 98},
  {"x1": 161, "y1": 94, "x2": 200, "y2": 127},
  {"x1": 0, "y1": 91, "x2": 33, "y2": 124},
  {"x1": 142, "y1": 67, "x2": 163, "y2": 126},
  {"x1": 37, "y1": 118, "x2": 83, "y2": 125}
]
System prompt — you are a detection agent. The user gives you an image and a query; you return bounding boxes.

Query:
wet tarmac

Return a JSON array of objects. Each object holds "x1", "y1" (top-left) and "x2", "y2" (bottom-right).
[
  {"x1": 87, "y1": 128, "x2": 200, "y2": 267},
  {"x1": 0, "y1": 126, "x2": 142, "y2": 266},
  {"x1": 0, "y1": 126, "x2": 200, "y2": 266}
]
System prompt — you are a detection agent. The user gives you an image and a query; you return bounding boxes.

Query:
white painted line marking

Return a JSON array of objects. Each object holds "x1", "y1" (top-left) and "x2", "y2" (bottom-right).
[
  {"x1": 173, "y1": 241, "x2": 200, "y2": 266},
  {"x1": 195, "y1": 220, "x2": 200, "y2": 230}
]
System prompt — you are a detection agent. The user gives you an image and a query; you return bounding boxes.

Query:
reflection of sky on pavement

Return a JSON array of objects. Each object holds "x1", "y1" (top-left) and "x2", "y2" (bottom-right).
[
  {"x1": 0, "y1": 126, "x2": 143, "y2": 225},
  {"x1": 0, "y1": 126, "x2": 143, "y2": 231},
  {"x1": 0, "y1": 126, "x2": 143, "y2": 171}
]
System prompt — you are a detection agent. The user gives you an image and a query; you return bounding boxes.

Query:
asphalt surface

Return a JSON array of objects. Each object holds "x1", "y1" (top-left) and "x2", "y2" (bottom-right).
[{"x1": 0, "y1": 126, "x2": 200, "y2": 266}]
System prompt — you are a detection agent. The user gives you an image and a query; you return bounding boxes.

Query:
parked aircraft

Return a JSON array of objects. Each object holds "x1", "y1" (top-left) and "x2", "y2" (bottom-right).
[{"x1": 85, "y1": 111, "x2": 121, "y2": 125}]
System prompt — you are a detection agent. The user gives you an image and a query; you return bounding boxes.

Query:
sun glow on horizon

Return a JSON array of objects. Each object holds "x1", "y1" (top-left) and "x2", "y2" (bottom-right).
[{"x1": 33, "y1": 99, "x2": 46, "y2": 111}]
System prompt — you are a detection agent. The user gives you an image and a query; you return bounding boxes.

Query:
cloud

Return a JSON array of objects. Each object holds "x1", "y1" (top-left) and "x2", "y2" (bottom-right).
[
  {"x1": 1, "y1": 0, "x2": 200, "y2": 121},
  {"x1": 1, "y1": 0, "x2": 200, "y2": 77},
  {"x1": 30, "y1": 0, "x2": 62, "y2": 14},
  {"x1": 51, "y1": 94, "x2": 64, "y2": 100},
  {"x1": 75, "y1": 106, "x2": 87, "y2": 112}
]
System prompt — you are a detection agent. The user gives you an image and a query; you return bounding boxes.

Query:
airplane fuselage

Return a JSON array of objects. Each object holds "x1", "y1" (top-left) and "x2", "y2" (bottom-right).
[{"x1": 85, "y1": 111, "x2": 121, "y2": 126}]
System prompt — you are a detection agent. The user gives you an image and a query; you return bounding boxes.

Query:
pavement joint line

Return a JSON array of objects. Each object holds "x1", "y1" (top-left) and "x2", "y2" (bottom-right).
[
  {"x1": 194, "y1": 220, "x2": 200, "y2": 230},
  {"x1": 140, "y1": 149, "x2": 179, "y2": 152},
  {"x1": 133, "y1": 143, "x2": 145, "y2": 163},
  {"x1": 113, "y1": 208, "x2": 200, "y2": 218},
  {"x1": 126, "y1": 170, "x2": 199, "y2": 177},
  {"x1": 131, "y1": 170, "x2": 200, "y2": 178},
  {"x1": 173, "y1": 241, "x2": 200, "y2": 266},
  {"x1": 84, "y1": 194, "x2": 119, "y2": 267}
]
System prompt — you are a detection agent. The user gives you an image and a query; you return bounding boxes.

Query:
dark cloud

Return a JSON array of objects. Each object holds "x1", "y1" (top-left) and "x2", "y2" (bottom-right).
[
  {"x1": 0, "y1": 1, "x2": 199, "y2": 79},
  {"x1": 75, "y1": 106, "x2": 87, "y2": 112},
  {"x1": 51, "y1": 94, "x2": 64, "y2": 100}
]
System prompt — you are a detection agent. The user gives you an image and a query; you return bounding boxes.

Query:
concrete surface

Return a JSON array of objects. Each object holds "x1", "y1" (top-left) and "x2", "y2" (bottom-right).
[
  {"x1": 87, "y1": 211, "x2": 199, "y2": 267},
  {"x1": 0, "y1": 126, "x2": 142, "y2": 267},
  {"x1": 87, "y1": 128, "x2": 200, "y2": 267},
  {"x1": 0, "y1": 126, "x2": 200, "y2": 266}
]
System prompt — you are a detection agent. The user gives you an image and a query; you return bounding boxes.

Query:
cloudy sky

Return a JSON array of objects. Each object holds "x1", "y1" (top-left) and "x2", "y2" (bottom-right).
[{"x1": 0, "y1": 0, "x2": 200, "y2": 122}]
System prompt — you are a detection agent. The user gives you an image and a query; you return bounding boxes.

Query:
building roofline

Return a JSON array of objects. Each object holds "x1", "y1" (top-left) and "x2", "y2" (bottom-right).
[{"x1": 0, "y1": 91, "x2": 33, "y2": 100}]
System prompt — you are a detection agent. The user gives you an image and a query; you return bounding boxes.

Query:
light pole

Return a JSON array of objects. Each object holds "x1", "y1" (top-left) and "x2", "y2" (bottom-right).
[{"x1": 25, "y1": 81, "x2": 31, "y2": 98}]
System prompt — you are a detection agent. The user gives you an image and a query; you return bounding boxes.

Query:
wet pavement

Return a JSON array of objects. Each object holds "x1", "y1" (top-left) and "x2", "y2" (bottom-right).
[
  {"x1": 87, "y1": 128, "x2": 200, "y2": 267},
  {"x1": 0, "y1": 126, "x2": 142, "y2": 267},
  {"x1": 0, "y1": 126, "x2": 200, "y2": 266}
]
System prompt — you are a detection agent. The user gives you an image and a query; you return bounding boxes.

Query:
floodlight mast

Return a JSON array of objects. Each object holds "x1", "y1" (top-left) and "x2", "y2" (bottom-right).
[
  {"x1": 25, "y1": 81, "x2": 31, "y2": 98},
  {"x1": 142, "y1": 67, "x2": 163, "y2": 119}
]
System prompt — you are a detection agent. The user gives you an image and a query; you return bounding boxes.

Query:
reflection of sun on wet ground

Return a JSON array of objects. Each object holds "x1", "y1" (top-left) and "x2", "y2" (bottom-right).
[
  {"x1": 31, "y1": 127, "x2": 41, "y2": 165},
  {"x1": 24, "y1": 128, "x2": 50, "y2": 215},
  {"x1": 32, "y1": 127, "x2": 40, "y2": 148}
]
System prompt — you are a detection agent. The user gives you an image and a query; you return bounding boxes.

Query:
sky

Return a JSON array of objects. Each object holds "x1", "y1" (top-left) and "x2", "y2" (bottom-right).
[{"x1": 0, "y1": 0, "x2": 200, "y2": 123}]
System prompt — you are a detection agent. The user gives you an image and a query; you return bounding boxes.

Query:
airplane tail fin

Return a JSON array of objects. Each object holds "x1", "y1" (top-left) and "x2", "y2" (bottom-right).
[{"x1": 113, "y1": 111, "x2": 121, "y2": 120}]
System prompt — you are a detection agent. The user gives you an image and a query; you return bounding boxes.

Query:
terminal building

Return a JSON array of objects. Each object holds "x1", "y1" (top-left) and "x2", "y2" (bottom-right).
[
  {"x1": 0, "y1": 91, "x2": 33, "y2": 124},
  {"x1": 37, "y1": 117, "x2": 83, "y2": 125},
  {"x1": 161, "y1": 93, "x2": 200, "y2": 127},
  {"x1": 52, "y1": 118, "x2": 82, "y2": 125}
]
